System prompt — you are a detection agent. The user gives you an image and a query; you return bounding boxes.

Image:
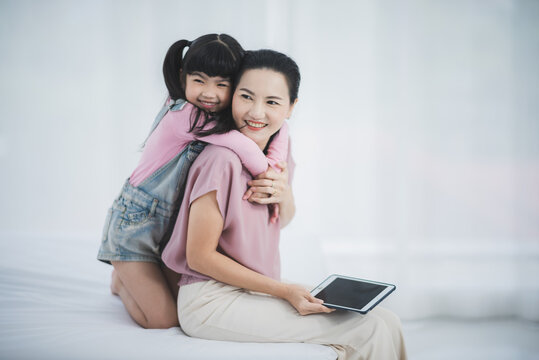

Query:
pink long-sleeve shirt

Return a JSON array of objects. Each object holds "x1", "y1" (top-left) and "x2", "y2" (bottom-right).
[{"x1": 130, "y1": 100, "x2": 289, "y2": 186}]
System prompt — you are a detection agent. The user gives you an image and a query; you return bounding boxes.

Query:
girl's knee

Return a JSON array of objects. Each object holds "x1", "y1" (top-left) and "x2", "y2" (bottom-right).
[
  {"x1": 145, "y1": 311, "x2": 179, "y2": 329},
  {"x1": 149, "y1": 300, "x2": 179, "y2": 329}
]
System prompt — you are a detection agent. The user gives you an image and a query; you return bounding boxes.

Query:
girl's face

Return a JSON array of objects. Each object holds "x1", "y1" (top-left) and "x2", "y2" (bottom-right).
[
  {"x1": 232, "y1": 69, "x2": 296, "y2": 150},
  {"x1": 184, "y1": 71, "x2": 232, "y2": 113}
]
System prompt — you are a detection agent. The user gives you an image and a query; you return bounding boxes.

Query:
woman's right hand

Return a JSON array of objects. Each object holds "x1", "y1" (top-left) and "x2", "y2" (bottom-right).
[{"x1": 283, "y1": 284, "x2": 335, "y2": 315}]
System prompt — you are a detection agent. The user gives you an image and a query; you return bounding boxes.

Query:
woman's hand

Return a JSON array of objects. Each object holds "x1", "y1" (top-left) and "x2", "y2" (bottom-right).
[
  {"x1": 243, "y1": 161, "x2": 295, "y2": 227},
  {"x1": 283, "y1": 284, "x2": 335, "y2": 316},
  {"x1": 243, "y1": 161, "x2": 289, "y2": 205}
]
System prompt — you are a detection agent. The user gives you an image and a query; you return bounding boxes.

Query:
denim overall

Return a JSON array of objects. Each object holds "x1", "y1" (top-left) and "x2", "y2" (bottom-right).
[{"x1": 97, "y1": 99, "x2": 206, "y2": 264}]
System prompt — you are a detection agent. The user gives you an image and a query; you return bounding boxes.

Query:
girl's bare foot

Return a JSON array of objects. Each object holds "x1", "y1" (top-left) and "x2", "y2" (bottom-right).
[{"x1": 110, "y1": 269, "x2": 122, "y2": 296}]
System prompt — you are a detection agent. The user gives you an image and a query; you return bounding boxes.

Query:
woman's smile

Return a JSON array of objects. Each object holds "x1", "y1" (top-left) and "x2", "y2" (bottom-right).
[{"x1": 244, "y1": 120, "x2": 268, "y2": 130}]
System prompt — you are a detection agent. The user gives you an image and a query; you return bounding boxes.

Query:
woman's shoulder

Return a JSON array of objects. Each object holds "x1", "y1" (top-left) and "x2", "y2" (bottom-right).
[
  {"x1": 189, "y1": 144, "x2": 244, "y2": 177},
  {"x1": 197, "y1": 144, "x2": 244, "y2": 170}
]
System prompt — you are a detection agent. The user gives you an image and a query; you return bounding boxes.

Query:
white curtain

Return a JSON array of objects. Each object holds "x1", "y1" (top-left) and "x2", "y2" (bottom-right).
[{"x1": 1, "y1": 0, "x2": 538, "y2": 321}]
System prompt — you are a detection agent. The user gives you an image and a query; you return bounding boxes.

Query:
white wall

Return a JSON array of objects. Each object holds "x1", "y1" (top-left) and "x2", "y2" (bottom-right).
[{"x1": 1, "y1": 0, "x2": 538, "y2": 320}]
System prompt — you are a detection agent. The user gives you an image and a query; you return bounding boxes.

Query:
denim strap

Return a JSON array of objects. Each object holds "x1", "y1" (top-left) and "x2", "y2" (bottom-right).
[
  {"x1": 141, "y1": 102, "x2": 170, "y2": 147},
  {"x1": 141, "y1": 98, "x2": 188, "y2": 147}
]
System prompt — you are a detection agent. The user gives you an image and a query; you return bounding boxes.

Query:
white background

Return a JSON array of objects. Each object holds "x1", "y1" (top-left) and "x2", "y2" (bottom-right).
[{"x1": 1, "y1": 0, "x2": 538, "y2": 321}]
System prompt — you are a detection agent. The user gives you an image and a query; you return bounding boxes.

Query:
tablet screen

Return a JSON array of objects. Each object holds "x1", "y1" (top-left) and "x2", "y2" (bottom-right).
[{"x1": 316, "y1": 277, "x2": 387, "y2": 310}]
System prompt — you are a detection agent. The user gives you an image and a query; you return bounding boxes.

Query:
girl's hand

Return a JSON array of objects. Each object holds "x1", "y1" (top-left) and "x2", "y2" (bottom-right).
[
  {"x1": 283, "y1": 284, "x2": 335, "y2": 316},
  {"x1": 242, "y1": 161, "x2": 289, "y2": 205}
]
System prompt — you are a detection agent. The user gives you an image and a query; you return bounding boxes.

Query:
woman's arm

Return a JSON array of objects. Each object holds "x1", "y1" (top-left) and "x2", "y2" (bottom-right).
[
  {"x1": 244, "y1": 162, "x2": 295, "y2": 228},
  {"x1": 186, "y1": 191, "x2": 330, "y2": 315},
  {"x1": 276, "y1": 164, "x2": 295, "y2": 228}
]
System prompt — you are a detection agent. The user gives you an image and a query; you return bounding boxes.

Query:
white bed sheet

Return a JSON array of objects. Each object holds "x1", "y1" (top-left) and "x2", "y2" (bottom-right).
[{"x1": 0, "y1": 235, "x2": 336, "y2": 360}]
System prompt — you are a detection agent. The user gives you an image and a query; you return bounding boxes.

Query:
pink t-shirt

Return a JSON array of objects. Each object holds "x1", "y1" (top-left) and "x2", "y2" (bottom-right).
[
  {"x1": 161, "y1": 144, "x2": 295, "y2": 285},
  {"x1": 129, "y1": 100, "x2": 289, "y2": 186}
]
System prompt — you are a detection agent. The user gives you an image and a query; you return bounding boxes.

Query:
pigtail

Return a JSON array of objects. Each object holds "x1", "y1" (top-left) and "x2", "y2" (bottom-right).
[{"x1": 162, "y1": 39, "x2": 191, "y2": 100}]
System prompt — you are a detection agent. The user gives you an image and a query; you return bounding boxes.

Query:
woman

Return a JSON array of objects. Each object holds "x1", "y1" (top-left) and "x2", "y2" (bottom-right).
[{"x1": 162, "y1": 49, "x2": 407, "y2": 360}]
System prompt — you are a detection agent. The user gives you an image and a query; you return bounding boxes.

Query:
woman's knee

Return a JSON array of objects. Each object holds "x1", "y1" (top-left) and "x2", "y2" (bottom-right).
[{"x1": 373, "y1": 307, "x2": 403, "y2": 331}]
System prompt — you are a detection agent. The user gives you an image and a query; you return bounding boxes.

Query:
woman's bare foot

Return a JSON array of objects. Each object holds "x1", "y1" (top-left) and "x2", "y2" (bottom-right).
[{"x1": 110, "y1": 269, "x2": 122, "y2": 296}]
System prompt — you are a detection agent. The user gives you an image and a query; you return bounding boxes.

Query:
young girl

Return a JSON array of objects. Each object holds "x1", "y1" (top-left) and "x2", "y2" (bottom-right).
[{"x1": 97, "y1": 34, "x2": 289, "y2": 329}]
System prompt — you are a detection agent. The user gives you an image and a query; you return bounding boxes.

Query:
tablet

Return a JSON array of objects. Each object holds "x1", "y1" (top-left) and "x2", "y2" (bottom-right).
[{"x1": 310, "y1": 274, "x2": 396, "y2": 314}]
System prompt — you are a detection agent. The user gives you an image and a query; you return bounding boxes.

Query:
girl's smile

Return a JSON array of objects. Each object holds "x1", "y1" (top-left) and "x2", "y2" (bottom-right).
[
  {"x1": 199, "y1": 99, "x2": 219, "y2": 110},
  {"x1": 185, "y1": 71, "x2": 232, "y2": 113}
]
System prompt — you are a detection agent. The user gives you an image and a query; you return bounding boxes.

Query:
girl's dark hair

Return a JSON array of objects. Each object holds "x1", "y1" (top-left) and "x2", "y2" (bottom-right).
[
  {"x1": 162, "y1": 34, "x2": 244, "y2": 135},
  {"x1": 163, "y1": 33, "x2": 244, "y2": 100}
]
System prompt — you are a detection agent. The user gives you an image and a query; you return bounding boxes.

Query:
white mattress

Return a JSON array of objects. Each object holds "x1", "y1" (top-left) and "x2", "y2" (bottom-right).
[{"x1": 0, "y1": 235, "x2": 336, "y2": 360}]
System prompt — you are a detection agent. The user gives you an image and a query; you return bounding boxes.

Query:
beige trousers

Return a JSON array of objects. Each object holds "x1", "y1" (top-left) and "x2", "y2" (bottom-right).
[{"x1": 178, "y1": 280, "x2": 407, "y2": 360}]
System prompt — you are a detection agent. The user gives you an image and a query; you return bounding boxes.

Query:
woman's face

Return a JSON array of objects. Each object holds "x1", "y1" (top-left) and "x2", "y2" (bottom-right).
[{"x1": 232, "y1": 69, "x2": 296, "y2": 150}]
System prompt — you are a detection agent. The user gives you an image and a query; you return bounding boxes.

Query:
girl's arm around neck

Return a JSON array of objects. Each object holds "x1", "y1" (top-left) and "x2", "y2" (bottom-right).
[
  {"x1": 171, "y1": 104, "x2": 267, "y2": 177},
  {"x1": 198, "y1": 130, "x2": 268, "y2": 177},
  {"x1": 265, "y1": 122, "x2": 289, "y2": 171}
]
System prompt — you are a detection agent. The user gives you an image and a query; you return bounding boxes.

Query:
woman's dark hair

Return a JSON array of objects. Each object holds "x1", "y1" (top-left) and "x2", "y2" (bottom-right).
[
  {"x1": 162, "y1": 34, "x2": 244, "y2": 136},
  {"x1": 236, "y1": 49, "x2": 301, "y2": 104}
]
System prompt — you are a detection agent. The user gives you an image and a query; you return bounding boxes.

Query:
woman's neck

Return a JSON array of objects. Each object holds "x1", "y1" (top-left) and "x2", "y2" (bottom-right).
[{"x1": 257, "y1": 141, "x2": 268, "y2": 152}]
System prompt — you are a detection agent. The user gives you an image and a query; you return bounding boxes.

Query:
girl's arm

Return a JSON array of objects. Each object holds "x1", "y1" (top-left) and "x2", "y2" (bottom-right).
[
  {"x1": 265, "y1": 122, "x2": 289, "y2": 170},
  {"x1": 200, "y1": 121, "x2": 290, "y2": 175},
  {"x1": 242, "y1": 124, "x2": 290, "y2": 222},
  {"x1": 173, "y1": 105, "x2": 268, "y2": 177},
  {"x1": 186, "y1": 191, "x2": 331, "y2": 316},
  {"x1": 197, "y1": 130, "x2": 268, "y2": 176}
]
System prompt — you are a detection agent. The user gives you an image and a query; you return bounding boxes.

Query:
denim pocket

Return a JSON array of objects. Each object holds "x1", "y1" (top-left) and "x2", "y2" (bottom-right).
[
  {"x1": 99, "y1": 181, "x2": 173, "y2": 261},
  {"x1": 114, "y1": 198, "x2": 150, "y2": 229},
  {"x1": 127, "y1": 210, "x2": 147, "y2": 223}
]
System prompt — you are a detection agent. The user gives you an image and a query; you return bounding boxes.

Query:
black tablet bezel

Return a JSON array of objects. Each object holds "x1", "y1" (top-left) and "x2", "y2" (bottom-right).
[{"x1": 310, "y1": 274, "x2": 396, "y2": 314}]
